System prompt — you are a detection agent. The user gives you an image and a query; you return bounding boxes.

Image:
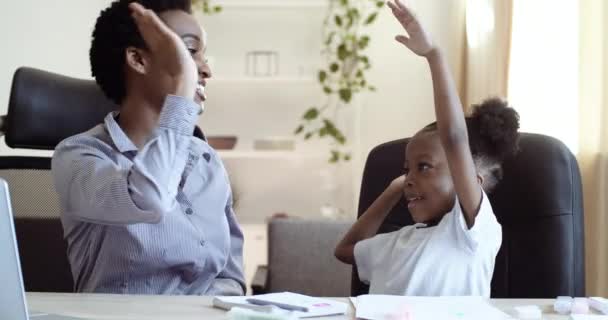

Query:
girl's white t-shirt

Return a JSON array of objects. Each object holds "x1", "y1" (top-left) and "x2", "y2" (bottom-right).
[{"x1": 354, "y1": 191, "x2": 502, "y2": 297}]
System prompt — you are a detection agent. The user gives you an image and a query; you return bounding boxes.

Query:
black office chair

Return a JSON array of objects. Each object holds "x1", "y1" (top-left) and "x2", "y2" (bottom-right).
[
  {"x1": 351, "y1": 133, "x2": 585, "y2": 298},
  {"x1": 0, "y1": 67, "x2": 205, "y2": 292}
]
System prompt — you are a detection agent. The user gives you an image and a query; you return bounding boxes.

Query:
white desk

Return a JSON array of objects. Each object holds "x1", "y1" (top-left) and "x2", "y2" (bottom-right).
[{"x1": 26, "y1": 293, "x2": 598, "y2": 320}]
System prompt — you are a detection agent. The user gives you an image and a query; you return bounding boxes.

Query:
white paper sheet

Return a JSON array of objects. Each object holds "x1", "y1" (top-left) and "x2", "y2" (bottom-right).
[
  {"x1": 354, "y1": 295, "x2": 513, "y2": 320},
  {"x1": 215, "y1": 292, "x2": 347, "y2": 318},
  {"x1": 570, "y1": 315, "x2": 608, "y2": 320}
]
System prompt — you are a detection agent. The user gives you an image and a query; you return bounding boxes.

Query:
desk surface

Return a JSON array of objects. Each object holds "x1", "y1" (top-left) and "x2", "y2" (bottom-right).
[{"x1": 26, "y1": 292, "x2": 597, "y2": 320}]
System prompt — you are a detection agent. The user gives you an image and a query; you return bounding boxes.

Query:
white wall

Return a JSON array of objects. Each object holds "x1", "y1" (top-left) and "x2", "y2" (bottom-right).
[
  {"x1": 362, "y1": 0, "x2": 466, "y2": 147},
  {"x1": 197, "y1": 0, "x2": 466, "y2": 218},
  {"x1": 0, "y1": 0, "x2": 465, "y2": 213},
  {"x1": 353, "y1": 0, "x2": 466, "y2": 208},
  {"x1": 0, "y1": 0, "x2": 110, "y2": 156},
  {"x1": 508, "y1": 0, "x2": 579, "y2": 152}
]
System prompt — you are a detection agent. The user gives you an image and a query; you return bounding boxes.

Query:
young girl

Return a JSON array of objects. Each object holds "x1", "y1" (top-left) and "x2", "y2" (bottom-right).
[{"x1": 334, "y1": 0, "x2": 520, "y2": 297}]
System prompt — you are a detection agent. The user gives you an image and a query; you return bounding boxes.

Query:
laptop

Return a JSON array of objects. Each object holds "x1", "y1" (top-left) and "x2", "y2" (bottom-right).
[{"x1": 0, "y1": 178, "x2": 82, "y2": 320}]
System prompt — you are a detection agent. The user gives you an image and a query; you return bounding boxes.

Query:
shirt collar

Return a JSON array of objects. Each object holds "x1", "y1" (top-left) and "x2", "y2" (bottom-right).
[{"x1": 104, "y1": 111, "x2": 138, "y2": 153}]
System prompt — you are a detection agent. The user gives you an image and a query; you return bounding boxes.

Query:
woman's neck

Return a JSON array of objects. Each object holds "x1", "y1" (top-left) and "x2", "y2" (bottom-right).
[{"x1": 118, "y1": 94, "x2": 162, "y2": 148}]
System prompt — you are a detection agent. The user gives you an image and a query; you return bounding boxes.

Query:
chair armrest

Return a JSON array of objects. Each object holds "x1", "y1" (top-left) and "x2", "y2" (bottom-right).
[{"x1": 251, "y1": 265, "x2": 268, "y2": 295}]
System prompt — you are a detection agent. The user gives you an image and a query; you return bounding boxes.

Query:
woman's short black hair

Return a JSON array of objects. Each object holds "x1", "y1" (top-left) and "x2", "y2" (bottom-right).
[
  {"x1": 90, "y1": 0, "x2": 193, "y2": 105},
  {"x1": 423, "y1": 97, "x2": 520, "y2": 192}
]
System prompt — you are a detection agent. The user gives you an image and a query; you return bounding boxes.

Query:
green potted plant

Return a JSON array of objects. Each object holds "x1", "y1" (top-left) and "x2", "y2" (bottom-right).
[
  {"x1": 192, "y1": 0, "x2": 222, "y2": 14},
  {"x1": 192, "y1": 0, "x2": 382, "y2": 163},
  {"x1": 295, "y1": 0, "x2": 384, "y2": 162}
]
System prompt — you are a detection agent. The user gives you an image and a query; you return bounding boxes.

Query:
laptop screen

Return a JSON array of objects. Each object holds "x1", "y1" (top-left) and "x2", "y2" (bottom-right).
[{"x1": 0, "y1": 178, "x2": 29, "y2": 320}]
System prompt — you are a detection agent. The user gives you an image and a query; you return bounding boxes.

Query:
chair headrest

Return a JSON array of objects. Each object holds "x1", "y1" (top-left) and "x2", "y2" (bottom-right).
[
  {"x1": 358, "y1": 133, "x2": 581, "y2": 222},
  {"x1": 5, "y1": 67, "x2": 117, "y2": 150},
  {"x1": 491, "y1": 132, "x2": 582, "y2": 221}
]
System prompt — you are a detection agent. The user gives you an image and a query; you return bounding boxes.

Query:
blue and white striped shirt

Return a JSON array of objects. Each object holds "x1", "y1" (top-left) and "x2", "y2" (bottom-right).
[{"x1": 52, "y1": 95, "x2": 245, "y2": 295}]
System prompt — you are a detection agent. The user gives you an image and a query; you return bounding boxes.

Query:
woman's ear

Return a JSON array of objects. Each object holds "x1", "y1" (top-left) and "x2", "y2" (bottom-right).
[
  {"x1": 477, "y1": 173, "x2": 484, "y2": 186},
  {"x1": 125, "y1": 47, "x2": 148, "y2": 75}
]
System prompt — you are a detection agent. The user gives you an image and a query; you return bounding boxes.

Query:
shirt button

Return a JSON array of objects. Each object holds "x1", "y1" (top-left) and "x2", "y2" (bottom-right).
[
  {"x1": 185, "y1": 208, "x2": 193, "y2": 215},
  {"x1": 199, "y1": 240, "x2": 206, "y2": 246}
]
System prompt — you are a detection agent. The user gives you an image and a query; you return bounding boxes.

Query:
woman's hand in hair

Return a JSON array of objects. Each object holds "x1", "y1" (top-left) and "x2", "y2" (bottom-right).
[{"x1": 129, "y1": 2, "x2": 197, "y2": 100}]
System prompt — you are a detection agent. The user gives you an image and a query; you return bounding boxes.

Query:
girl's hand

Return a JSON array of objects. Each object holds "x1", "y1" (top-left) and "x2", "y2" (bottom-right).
[
  {"x1": 389, "y1": 174, "x2": 406, "y2": 194},
  {"x1": 387, "y1": 0, "x2": 436, "y2": 57}
]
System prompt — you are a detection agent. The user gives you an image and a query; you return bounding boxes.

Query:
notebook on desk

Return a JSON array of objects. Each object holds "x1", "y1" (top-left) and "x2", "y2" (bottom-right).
[
  {"x1": 0, "y1": 179, "x2": 83, "y2": 320},
  {"x1": 213, "y1": 292, "x2": 348, "y2": 318}
]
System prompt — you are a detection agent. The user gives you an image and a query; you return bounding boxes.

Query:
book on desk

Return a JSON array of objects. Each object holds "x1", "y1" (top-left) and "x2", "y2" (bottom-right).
[{"x1": 213, "y1": 292, "x2": 348, "y2": 318}]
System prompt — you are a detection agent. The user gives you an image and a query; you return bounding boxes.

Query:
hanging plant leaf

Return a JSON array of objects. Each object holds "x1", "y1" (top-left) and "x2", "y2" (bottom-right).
[
  {"x1": 194, "y1": 0, "x2": 222, "y2": 15},
  {"x1": 324, "y1": 119, "x2": 345, "y2": 144},
  {"x1": 294, "y1": 0, "x2": 381, "y2": 163},
  {"x1": 337, "y1": 44, "x2": 349, "y2": 60},
  {"x1": 337, "y1": 129, "x2": 347, "y2": 144},
  {"x1": 325, "y1": 32, "x2": 336, "y2": 45},
  {"x1": 339, "y1": 88, "x2": 353, "y2": 103},
  {"x1": 333, "y1": 131, "x2": 347, "y2": 145},
  {"x1": 303, "y1": 108, "x2": 319, "y2": 120},
  {"x1": 319, "y1": 127, "x2": 329, "y2": 137},
  {"x1": 330, "y1": 63, "x2": 340, "y2": 73},
  {"x1": 346, "y1": 15, "x2": 354, "y2": 29},
  {"x1": 294, "y1": 125, "x2": 304, "y2": 134},
  {"x1": 318, "y1": 70, "x2": 328, "y2": 83},
  {"x1": 364, "y1": 12, "x2": 378, "y2": 25},
  {"x1": 329, "y1": 150, "x2": 340, "y2": 163},
  {"x1": 335, "y1": 15, "x2": 343, "y2": 26},
  {"x1": 358, "y1": 36, "x2": 370, "y2": 49}
]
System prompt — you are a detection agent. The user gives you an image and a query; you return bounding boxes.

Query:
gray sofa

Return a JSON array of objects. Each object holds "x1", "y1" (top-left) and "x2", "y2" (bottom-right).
[{"x1": 252, "y1": 218, "x2": 353, "y2": 297}]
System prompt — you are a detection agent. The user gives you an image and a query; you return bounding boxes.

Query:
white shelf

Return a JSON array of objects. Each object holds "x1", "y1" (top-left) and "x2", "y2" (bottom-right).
[
  {"x1": 211, "y1": 76, "x2": 316, "y2": 83},
  {"x1": 218, "y1": 150, "x2": 326, "y2": 159},
  {"x1": 213, "y1": 0, "x2": 327, "y2": 9}
]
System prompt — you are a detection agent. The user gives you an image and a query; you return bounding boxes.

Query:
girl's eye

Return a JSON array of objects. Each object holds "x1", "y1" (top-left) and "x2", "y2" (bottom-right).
[{"x1": 419, "y1": 163, "x2": 431, "y2": 171}]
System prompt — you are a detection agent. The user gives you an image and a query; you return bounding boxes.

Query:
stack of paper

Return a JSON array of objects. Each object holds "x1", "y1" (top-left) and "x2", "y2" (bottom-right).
[
  {"x1": 353, "y1": 295, "x2": 512, "y2": 320},
  {"x1": 213, "y1": 292, "x2": 348, "y2": 318}
]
